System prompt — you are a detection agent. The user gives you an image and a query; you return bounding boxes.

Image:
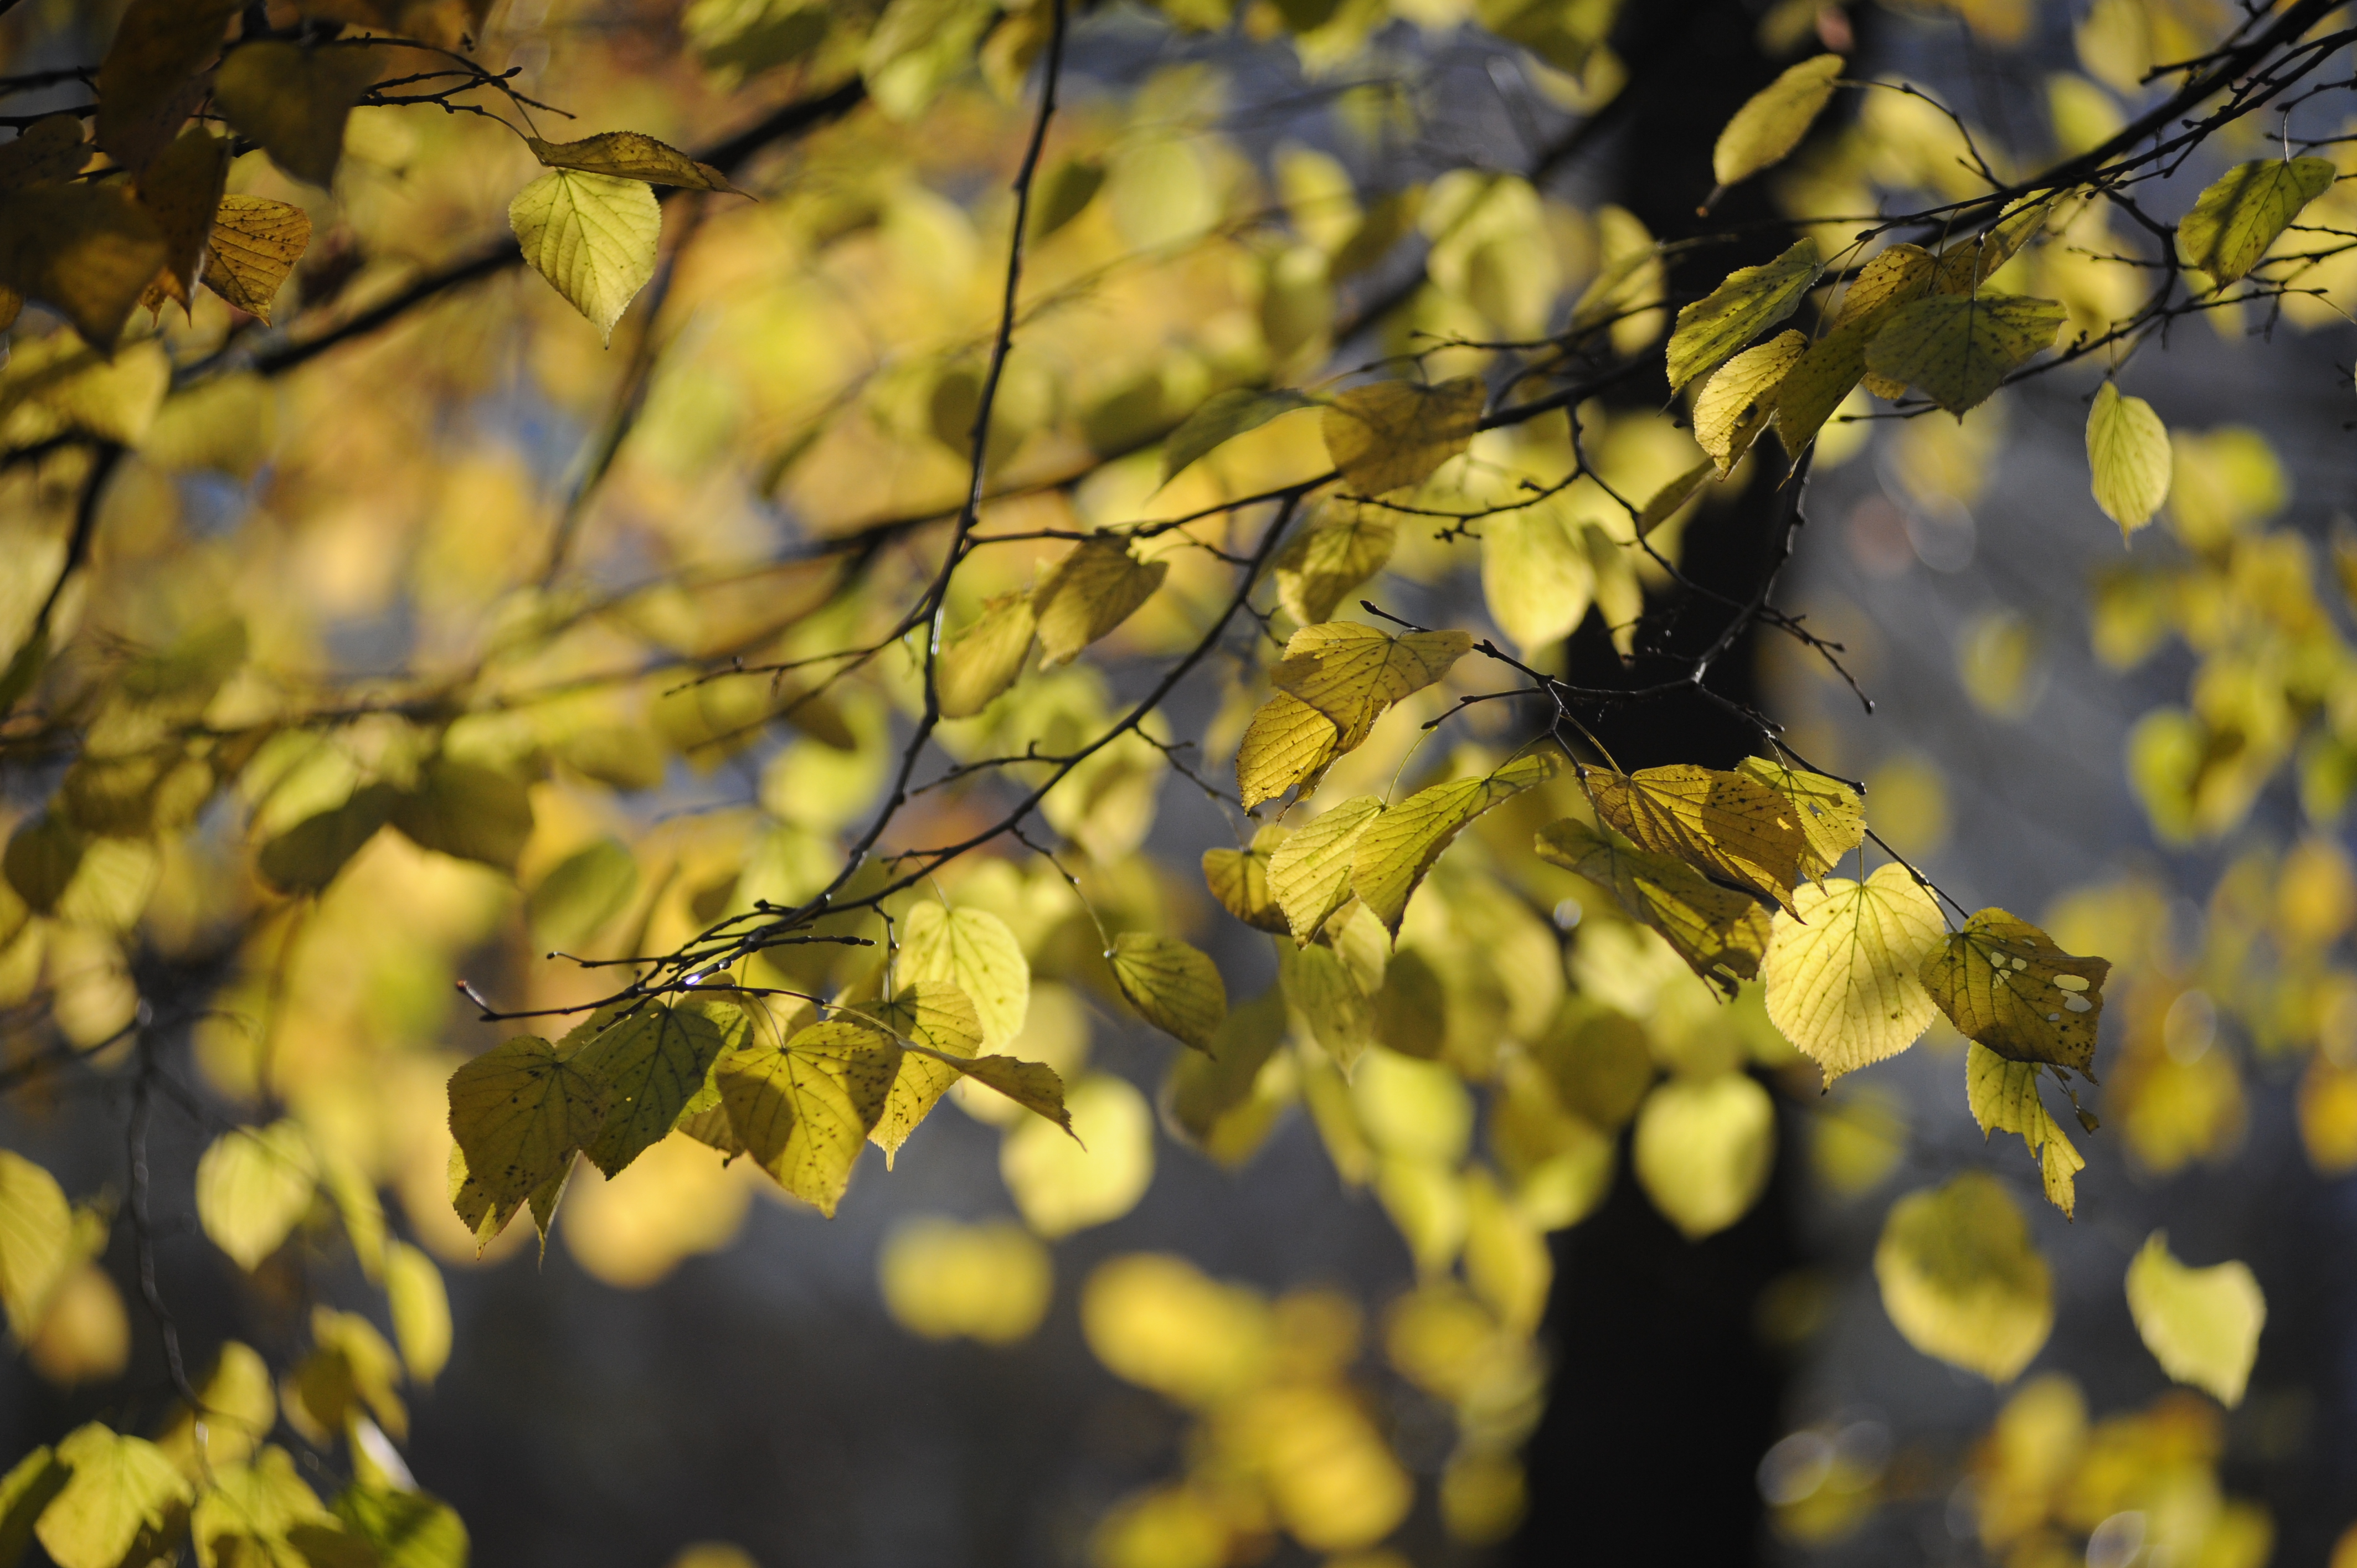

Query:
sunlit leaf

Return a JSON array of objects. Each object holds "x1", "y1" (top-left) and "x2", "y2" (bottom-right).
[
  {"x1": 1665, "y1": 239, "x2": 1819, "y2": 393},
  {"x1": 718, "y1": 1019, "x2": 901, "y2": 1216},
  {"x1": 2085, "y1": 381, "x2": 2171, "y2": 541},
  {"x1": 1030, "y1": 535, "x2": 1167, "y2": 669},
  {"x1": 1270, "y1": 621, "x2": 1471, "y2": 752},
  {"x1": 572, "y1": 998, "x2": 747, "y2": 1177},
  {"x1": 1773, "y1": 243, "x2": 1934, "y2": 449},
  {"x1": 856, "y1": 980, "x2": 984, "y2": 1162},
  {"x1": 1919, "y1": 909, "x2": 2109, "y2": 1077},
  {"x1": 0, "y1": 1448, "x2": 67, "y2": 1568},
  {"x1": 1275, "y1": 503, "x2": 1397, "y2": 627},
  {"x1": 1862, "y1": 292, "x2": 2068, "y2": 415},
  {"x1": 527, "y1": 132, "x2": 747, "y2": 194},
  {"x1": 525, "y1": 837, "x2": 640, "y2": 951},
  {"x1": 1580, "y1": 762, "x2": 1809, "y2": 915},
  {"x1": 155, "y1": 1342, "x2": 275, "y2": 1477},
  {"x1": 1535, "y1": 817, "x2": 1771, "y2": 996},
  {"x1": 388, "y1": 759, "x2": 534, "y2": 874},
  {"x1": 213, "y1": 40, "x2": 380, "y2": 189},
  {"x1": 509, "y1": 167, "x2": 662, "y2": 344},
  {"x1": 1108, "y1": 932, "x2": 1228, "y2": 1051},
  {"x1": 35, "y1": 1424, "x2": 191, "y2": 1568},
  {"x1": 1929, "y1": 197, "x2": 2054, "y2": 296},
  {"x1": 899, "y1": 902, "x2": 1030, "y2": 1050},
  {"x1": 1480, "y1": 506, "x2": 1593, "y2": 652},
  {"x1": 2124, "y1": 1231, "x2": 2265, "y2": 1406},
  {"x1": 1269, "y1": 796, "x2": 1383, "y2": 943},
  {"x1": 0, "y1": 1149, "x2": 73, "y2": 1340},
  {"x1": 1352, "y1": 752, "x2": 1559, "y2": 936},
  {"x1": 1161, "y1": 388, "x2": 1315, "y2": 482},
  {"x1": 383, "y1": 1240, "x2": 451, "y2": 1385},
  {"x1": 257, "y1": 783, "x2": 395, "y2": 895},
  {"x1": 1764, "y1": 865, "x2": 1945, "y2": 1087},
  {"x1": 446, "y1": 1035, "x2": 608, "y2": 1224},
  {"x1": 1966, "y1": 1043, "x2": 2085, "y2": 1218},
  {"x1": 1321, "y1": 376, "x2": 1485, "y2": 496},
  {"x1": 936, "y1": 592, "x2": 1037, "y2": 718},
  {"x1": 2176, "y1": 156, "x2": 2338, "y2": 284},
  {"x1": 1002, "y1": 1074, "x2": 1153, "y2": 1238},
  {"x1": 1875, "y1": 1172, "x2": 2052, "y2": 1381},
  {"x1": 1236, "y1": 692, "x2": 1343, "y2": 811},
  {"x1": 1712, "y1": 53, "x2": 1844, "y2": 189},
  {"x1": 1636, "y1": 458, "x2": 1715, "y2": 539},
  {"x1": 202, "y1": 195, "x2": 311, "y2": 323},
  {"x1": 194, "y1": 1121, "x2": 317, "y2": 1272},
  {"x1": 1202, "y1": 824, "x2": 1292, "y2": 934},
  {"x1": 336, "y1": 1484, "x2": 468, "y2": 1568},
  {"x1": 1694, "y1": 328, "x2": 1805, "y2": 474},
  {"x1": 1632, "y1": 1073, "x2": 1774, "y2": 1240},
  {"x1": 1733, "y1": 757, "x2": 1864, "y2": 880}
]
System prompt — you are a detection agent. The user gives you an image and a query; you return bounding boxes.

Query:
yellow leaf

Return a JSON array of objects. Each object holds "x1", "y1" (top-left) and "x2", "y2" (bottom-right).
[
  {"x1": 939, "y1": 1051, "x2": 1073, "y2": 1136},
  {"x1": 1352, "y1": 752, "x2": 1559, "y2": 936},
  {"x1": 1080, "y1": 1252, "x2": 1272, "y2": 1407},
  {"x1": 1280, "y1": 937, "x2": 1375, "y2": 1071},
  {"x1": 95, "y1": 0, "x2": 239, "y2": 173},
  {"x1": 0, "y1": 1449, "x2": 67, "y2": 1568},
  {"x1": 154, "y1": 1342, "x2": 275, "y2": 1476},
  {"x1": 1236, "y1": 690, "x2": 1344, "y2": 811},
  {"x1": 1030, "y1": 535, "x2": 1168, "y2": 669},
  {"x1": 1162, "y1": 387, "x2": 1316, "y2": 483},
  {"x1": 0, "y1": 1149, "x2": 73, "y2": 1339},
  {"x1": 1001, "y1": 1072, "x2": 1154, "y2": 1237},
  {"x1": 446, "y1": 1034, "x2": 609, "y2": 1222},
  {"x1": 1665, "y1": 238, "x2": 1820, "y2": 393},
  {"x1": 0, "y1": 185, "x2": 168, "y2": 348},
  {"x1": 389, "y1": 757, "x2": 534, "y2": 873},
  {"x1": 878, "y1": 1216, "x2": 1053, "y2": 1345},
  {"x1": 213, "y1": 40, "x2": 380, "y2": 188},
  {"x1": 2085, "y1": 381, "x2": 2171, "y2": 541},
  {"x1": 1875, "y1": 1171, "x2": 2052, "y2": 1381},
  {"x1": 1636, "y1": 458, "x2": 1715, "y2": 539},
  {"x1": 2124, "y1": 1231, "x2": 2265, "y2": 1406},
  {"x1": 1632, "y1": 1073, "x2": 1775, "y2": 1239},
  {"x1": 2176, "y1": 156, "x2": 2338, "y2": 285},
  {"x1": 1535, "y1": 817, "x2": 1772, "y2": 996},
  {"x1": 1862, "y1": 293, "x2": 2068, "y2": 415},
  {"x1": 1919, "y1": 908, "x2": 2109, "y2": 1077},
  {"x1": 1712, "y1": 53, "x2": 1844, "y2": 188},
  {"x1": 1109, "y1": 932, "x2": 1228, "y2": 1051},
  {"x1": 194, "y1": 1121, "x2": 317, "y2": 1272},
  {"x1": 133, "y1": 126, "x2": 229, "y2": 310},
  {"x1": 718, "y1": 1019, "x2": 902, "y2": 1216},
  {"x1": 1581, "y1": 761, "x2": 1809, "y2": 915},
  {"x1": 1202, "y1": 824, "x2": 1292, "y2": 934},
  {"x1": 1734, "y1": 756, "x2": 1864, "y2": 880},
  {"x1": 527, "y1": 131, "x2": 748, "y2": 194},
  {"x1": 899, "y1": 902, "x2": 1030, "y2": 1050},
  {"x1": 936, "y1": 591, "x2": 1036, "y2": 718},
  {"x1": 1321, "y1": 376, "x2": 1485, "y2": 496},
  {"x1": 0, "y1": 116, "x2": 90, "y2": 191},
  {"x1": 1269, "y1": 796, "x2": 1383, "y2": 943},
  {"x1": 855, "y1": 979, "x2": 984, "y2": 1162},
  {"x1": 1463, "y1": 1169, "x2": 1550, "y2": 1334},
  {"x1": 1274, "y1": 503, "x2": 1397, "y2": 627},
  {"x1": 570, "y1": 997, "x2": 747, "y2": 1177},
  {"x1": 202, "y1": 195, "x2": 311, "y2": 324},
  {"x1": 186, "y1": 1444, "x2": 335, "y2": 1568},
  {"x1": 1763, "y1": 864, "x2": 1946, "y2": 1086},
  {"x1": 1772, "y1": 243, "x2": 1935, "y2": 450},
  {"x1": 524, "y1": 837, "x2": 639, "y2": 951},
  {"x1": 383, "y1": 1240, "x2": 451, "y2": 1385},
  {"x1": 1930, "y1": 197, "x2": 2054, "y2": 296},
  {"x1": 1967, "y1": 1043, "x2": 2085, "y2": 1218},
  {"x1": 508, "y1": 168, "x2": 662, "y2": 344},
  {"x1": 36, "y1": 1424, "x2": 192, "y2": 1568},
  {"x1": 1270, "y1": 621, "x2": 1471, "y2": 752},
  {"x1": 1480, "y1": 505, "x2": 1593, "y2": 653},
  {"x1": 1694, "y1": 328, "x2": 1806, "y2": 474}
]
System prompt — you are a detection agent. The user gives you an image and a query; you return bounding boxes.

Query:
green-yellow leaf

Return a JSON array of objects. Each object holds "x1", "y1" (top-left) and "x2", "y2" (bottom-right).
[
  {"x1": 1862, "y1": 292, "x2": 2068, "y2": 415},
  {"x1": 0, "y1": 184, "x2": 169, "y2": 348},
  {"x1": 446, "y1": 1034, "x2": 608, "y2": 1221},
  {"x1": 1001, "y1": 1072, "x2": 1152, "y2": 1237},
  {"x1": 1480, "y1": 505, "x2": 1593, "y2": 653},
  {"x1": 1665, "y1": 239, "x2": 1819, "y2": 393},
  {"x1": 572, "y1": 998, "x2": 746, "y2": 1176},
  {"x1": 155, "y1": 1342, "x2": 275, "y2": 1478},
  {"x1": 383, "y1": 1240, "x2": 451, "y2": 1385},
  {"x1": 1535, "y1": 817, "x2": 1772, "y2": 996},
  {"x1": 95, "y1": 0, "x2": 239, "y2": 173},
  {"x1": 527, "y1": 131, "x2": 747, "y2": 194},
  {"x1": 1581, "y1": 761, "x2": 1809, "y2": 915},
  {"x1": 525, "y1": 836, "x2": 640, "y2": 951},
  {"x1": 1712, "y1": 53, "x2": 1843, "y2": 188},
  {"x1": 1763, "y1": 864, "x2": 1945, "y2": 1086},
  {"x1": 509, "y1": 167, "x2": 662, "y2": 345},
  {"x1": 0, "y1": 1149, "x2": 73, "y2": 1340},
  {"x1": 0, "y1": 1447, "x2": 67, "y2": 1568},
  {"x1": 1162, "y1": 388, "x2": 1316, "y2": 483},
  {"x1": 257, "y1": 782, "x2": 395, "y2": 895},
  {"x1": 899, "y1": 902, "x2": 1030, "y2": 1051},
  {"x1": 1275, "y1": 503, "x2": 1397, "y2": 627},
  {"x1": 1632, "y1": 1073, "x2": 1775, "y2": 1239},
  {"x1": 719, "y1": 1019, "x2": 902, "y2": 1215},
  {"x1": 863, "y1": 0, "x2": 995, "y2": 120},
  {"x1": 2124, "y1": 1231, "x2": 2265, "y2": 1406},
  {"x1": 1772, "y1": 243, "x2": 1935, "y2": 450},
  {"x1": 1030, "y1": 535, "x2": 1167, "y2": 669},
  {"x1": 1733, "y1": 756, "x2": 1863, "y2": 880},
  {"x1": 1236, "y1": 691, "x2": 1344, "y2": 811},
  {"x1": 1271, "y1": 621, "x2": 1472, "y2": 752},
  {"x1": 1268, "y1": 796, "x2": 1384, "y2": 943},
  {"x1": 936, "y1": 592, "x2": 1037, "y2": 719},
  {"x1": 389, "y1": 758, "x2": 534, "y2": 874},
  {"x1": 1919, "y1": 908, "x2": 2109, "y2": 1077},
  {"x1": 336, "y1": 1484, "x2": 468, "y2": 1568},
  {"x1": 36, "y1": 1424, "x2": 192, "y2": 1568},
  {"x1": 1636, "y1": 458, "x2": 1716, "y2": 540},
  {"x1": 1875, "y1": 1172, "x2": 2052, "y2": 1382},
  {"x1": 194, "y1": 1121, "x2": 316, "y2": 1272},
  {"x1": 1931, "y1": 197, "x2": 2054, "y2": 296},
  {"x1": 2176, "y1": 156, "x2": 2338, "y2": 285},
  {"x1": 2086, "y1": 381, "x2": 2171, "y2": 541},
  {"x1": 1108, "y1": 932, "x2": 1228, "y2": 1051},
  {"x1": 1694, "y1": 328, "x2": 1806, "y2": 474},
  {"x1": 1966, "y1": 1043, "x2": 2085, "y2": 1219},
  {"x1": 202, "y1": 195, "x2": 311, "y2": 324},
  {"x1": 186, "y1": 1444, "x2": 329, "y2": 1568},
  {"x1": 1203, "y1": 824, "x2": 1292, "y2": 935},
  {"x1": 1279, "y1": 938, "x2": 1373, "y2": 1071},
  {"x1": 1352, "y1": 752, "x2": 1560, "y2": 936},
  {"x1": 940, "y1": 1052, "x2": 1074, "y2": 1136},
  {"x1": 1321, "y1": 376, "x2": 1485, "y2": 496},
  {"x1": 213, "y1": 40, "x2": 379, "y2": 189},
  {"x1": 856, "y1": 980, "x2": 985, "y2": 1163}
]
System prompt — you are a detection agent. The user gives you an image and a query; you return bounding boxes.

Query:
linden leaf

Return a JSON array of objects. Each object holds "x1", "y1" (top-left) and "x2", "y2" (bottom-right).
[
  {"x1": 335, "y1": 1484, "x2": 469, "y2": 1568},
  {"x1": 1862, "y1": 293, "x2": 2068, "y2": 415},
  {"x1": 0, "y1": 1149, "x2": 73, "y2": 1340},
  {"x1": 1031, "y1": 535, "x2": 1168, "y2": 669},
  {"x1": 570, "y1": 998, "x2": 747, "y2": 1177},
  {"x1": 1930, "y1": 197, "x2": 2054, "y2": 296},
  {"x1": 1966, "y1": 1043, "x2": 2085, "y2": 1219},
  {"x1": 855, "y1": 981, "x2": 985, "y2": 1163},
  {"x1": 1268, "y1": 796, "x2": 1384, "y2": 943},
  {"x1": 1763, "y1": 864, "x2": 1945, "y2": 1086},
  {"x1": 2086, "y1": 381, "x2": 2171, "y2": 541},
  {"x1": 133, "y1": 126, "x2": 229, "y2": 310},
  {"x1": 1665, "y1": 238, "x2": 1820, "y2": 393},
  {"x1": 719, "y1": 1019, "x2": 902, "y2": 1215},
  {"x1": 1875, "y1": 1172, "x2": 2052, "y2": 1382},
  {"x1": 1480, "y1": 505, "x2": 1593, "y2": 653},
  {"x1": 0, "y1": 1450, "x2": 68, "y2": 1568},
  {"x1": 2124, "y1": 1231, "x2": 2265, "y2": 1406},
  {"x1": 1321, "y1": 376, "x2": 1485, "y2": 496},
  {"x1": 0, "y1": 184, "x2": 169, "y2": 348},
  {"x1": 1632, "y1": 1074, "x2": 1776, "y2": 1239},
  {"x1": 1203, "y1": 824, "x2": 1292, "y2": 934},
  {"x1": 1772, "y1": 243, "x2": 1935, "y2": 449},
  {"x1": 936, "y1": 592, "x2": 1037, "y2": 718},
  {"x1": 213, "y1": 40, "x2": 379, "y2": 189},
  {"x1": 938, "y1": 1052, "x2": 1073, "y2": 1136},
  {"x1": 95, "y1": 0, "x2": 239, "y2": 174},
  {"x1": 1161, "y1": 387, "x2": 1315, "y2": 483},
  {"x1": 527, "y1": 131, "x2": 748, "y2": 194},
  {"x1": 1534, "y1": 817, "x2": 1771, "y2": 997},
  {"x1": 1270, "y1": 621, "x2": 1471, "y2": 752},
  {"x1": 1275, "y1": 503, "x2": 1397, "y2": 627},
  {"x1": 388, "y1": 758, "x2": 534, "y2": 873},
  {"x1": 203, "y1": 196, "x2": 312, "y2": 324},
  {"x1": 37, "y1": 1425, "x2": 192, "y2": 1568},
  {"x1": 1733, "y1": 757, "x2": 1864, "y2": 880},
  {"x1": 194, "y1": 1121, "x2": 317, "y2": 1272},
  {"x1": 899, "y1": 902, "x2": 1030, "y2": 1050},
  {"x1": 383, "y1": 1240, "x2": 451, "y2": 1385},
  {"x1": 256, "y1": 782, "x2": 395, "y2": 895},
  {"x1": 509, "y1": 168, "x2": 662, "y2": 344},
  {"x1": 154, "y1": 1343, "x2": 275, "y2": 1477},
  {"x1": 1580, "y1": 762, "x2": 1809, "y2": 915},
  {"x1": 1351, "y1": 752, "x2": 1560, "y2": 936},
  {"x1": 1694, "y1": 328, "x2": 1807, "y2": 474},
  {"x1": 524, "y1": 836, "x2": 639, "y2": 951},
  {"x1": 1712, "y1": 53, "x2": 1843, "y2": 189},
  {"x1": 1001, "y1": 1072, "x2": 1152, "y2": 1237},
  {"x1": 1236, "y1": 691, "x2": 1343, "y2": 811},
  {"x1": 2176, "y1": 156, "x2": 2338, "y2": 285},
  {"x1": 0, "y1": 116, "x2": 90, "y2": 192},
  {"x1": 1919, "y1": 909, "x2": 2110, "y2": 1077},
  {"x1": 446, "y1": 1035, "x2": 608, "y2": 1220},
  {"x1": 1279, "y1": 938, "x2": 1373, "y2": 1071},
  {"x1": 1108, "y1": 932, "x2": 1228, "y2": 1051},
  {"x1": 1636, "y1": 458, "x2": 1715, "y2": 539}
]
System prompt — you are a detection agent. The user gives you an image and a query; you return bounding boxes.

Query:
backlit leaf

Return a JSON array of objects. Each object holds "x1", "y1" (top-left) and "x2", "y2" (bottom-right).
[
  {"x1": 1534, "y1": 817, "x2": 1772, "y2": 996},
  {"x1": 718, "y1": 1019, "x2": 901, "y2": 1215},
  {"x1": 1773, "y1": 243, "x2": 1934, "y2": 450},
  {"x1": 0, "y1": 1448, "x2": 67, "y2": 1568},
  {"x1": 132, "y1": 126, "x2": 229, "y2": 310},
  {"x1": 857, "y1": 981, "x2": 985, "y2": 1162},
  {"x1": 1694, "y1": 328, "x2": 1805, "y2": 474},
  {"x1": 1763, "y1": 864, "x2": 1945, "y2": 1086},
  {"x1": 336, "y1": 1484, "x2": 467, "y2": 1568},
  {"x1": 1480, "y1": 505, "x2": 1593, "y2": 653},
  {"x1": 1275, "y1": 504, "x2": 1397, "y2": 627},
  {"x1": 1930, "y1": 197, "x2": 2054, "y2": 296},
  {"x1": 1162, "y1": 388, "x2": 1315, "y2": 482},
  {"x1": 1967, "y1": 1043, "x2": 2085, "y2": 1218},
  {"x1": 1734, "y1": 757, "x2": 1864, "y2": 880},
  {"x1": 257, "y1": 782, "x2": 395, "y2": 895},
  {"x1": 0, "y1": 184, "x2": 169, "y2": 347},
  {"x1": 2085, "y1": 381, "x2": 2171, "y2": 541},
  {"x1": 1321, "y1": 376, "x2": 1485, "y2": 496},
  {"x1": 1665, "y1": 238, "x2": 1819, "y2": 393},
  {"x1": 383, "y1": 1240, "x2": 451, "y2": 1385},
  {"x1": 1580, "y1": 762, "x2": 1809, "y2": 915},
  {"x1": 1270, "y1": 621, "x2": 1471, "y2": 752},
  {"x1": 1862, "y1": 292, "x2": 2068, "y2": 415},
  {"x1": 1919, "y1": 908, "x2": 2109, "y2": 1077},
  {"x1": 213, "y1": 40, "x2": 380, "y2": 188},
  {"x1": 1279, "y1": 938, "x2": 1373, "y2": 1071},
  {"x1": 2124, "y1": 1231, "x2": 2265, "y2": 1406},
  {"x1": 936, "y1": 592, "x2": 1036, "y2": 718},
  {"x1": 1269, "y1": 796, "x2": 1383, "y2": 943},
  {"x1": 509, "y1": 168, "x2": 662, "y2": 344},
  {"x1": 187, "y1": 1444, "x2": 331, "y2": 1568},
  {"x1": 2176, "y1": 156, "x2": 2337, "y2": 284},
  {"x1": 899, "y1": 902, "x2": 1030, "y2": 1050},
  {"x1": 95, "y1": 0, "x2": 239, "y2": 173},
  {"x1": 194, "y1": 1121, "x2": 317, "y2": 1272},
  {"x1": 36, "y1": 1424, "x2": 192, "y2": 1568},
  {"x1": 1636, "y1": 458, "x2": 1715, "y2": 539},
  {"x1": 572, "y1": 998, "x2": 747, "y2": 1176},
  {"x1": 1712, "y1": 53, "x2": 1843, "y2": 188},
  {"x1": 389, "y1": 758, "x2": 534, "y2": 874},
  {"x1": 1109, "y1": 932, "x2": 1228, "y2": 1051},
  {"x1": 1001, "y1": 1073, "x2": 1153, "y2": 1237},
  {"x1": 446, "y1": 1034, "x2": 608, "y2": 1221},
  {"x1": 1236, "y1": 691, "x2": 1344, "y2": 811},
  {"x1": 527, "y1": 132, "x2": 747, "y2": 194},
  {"x1": 1875, "y1": 1172, "x2": 2052, "y2": 1381},
  {"x1": 203, "y1": 196, "x2": 311, "y2": 323},
  {"x1": 0, "y1": 1149, "x2": 73, "y2": 1340},
  {"x1": 1632, "y1": 1073, "x2": 1774, "y2": 1240},
  {"x1": 155, "y1": 1342, "x2": 275, "y2": 1478},
  {"x1": 1352, "y1": 752, "x2": 1560, "y2": 936},
  {"x1": 525, "y1": 837, "x2": 640, "y2": 951},
  {"x1": 1030, "y1": 535, "x2": 1167, "y2": 669},
  {"x1": 1203, "y1": 824, "x2": 1292, "y2": 934}
]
